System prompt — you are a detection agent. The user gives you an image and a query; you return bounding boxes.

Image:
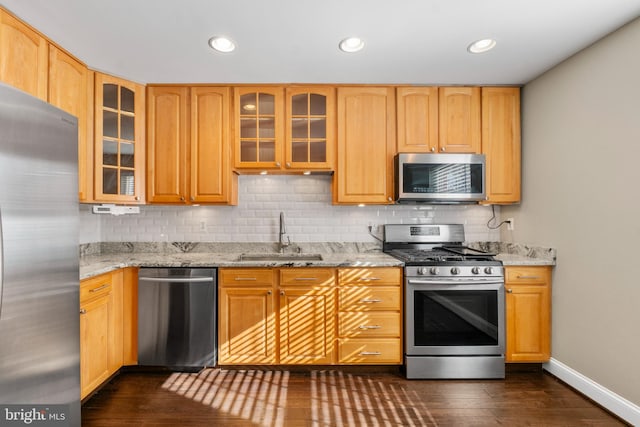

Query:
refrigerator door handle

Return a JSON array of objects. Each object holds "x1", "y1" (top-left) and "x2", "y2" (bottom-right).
[{"x1": 0, "y1": 206, "x2": 4, "y2": 317}]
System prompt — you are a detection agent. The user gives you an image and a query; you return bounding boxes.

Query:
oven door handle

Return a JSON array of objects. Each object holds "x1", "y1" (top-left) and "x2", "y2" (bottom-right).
[{"x1": 407, "y1": 279, "x2": 504, "y2": 286}]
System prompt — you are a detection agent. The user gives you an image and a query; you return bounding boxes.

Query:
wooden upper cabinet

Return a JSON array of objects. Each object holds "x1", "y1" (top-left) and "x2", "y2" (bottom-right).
[
  {"x1": 190, "y1": 87, "x2": 236, "y2": 204},
  {"x1": 438, "y1": 87, "x2": 481, "y2": 153},
  {"x1": 482, "y1": 87, "x2": 521, "y2": 204},
  {"x1": 334, "y1": 87, "x2": 396, "y2": 204},
  {"x1": 396, "y1": 87, "x2": 439, "y2": 153},
  {"x1": 0, "y1": 9, "x2": 48, "y2": 100},
  {"x1": 48, "y1": 45, "x2": 90, "y2": 201},
  {"x1": 94, "y1": 72, "x2": 145, "y2": 204},
  {"x1": 285, "y1": 87, "x2": 335, "y2": 171},
  {"x1": 146, "y1": 86, "x2": 189, "y2": 203},
  {"x1": 147, "y1": 86, "x2": 237, "y2": 205},
  {"x1": 234, "y1": 87, "x2": 284, "y2": 169}
]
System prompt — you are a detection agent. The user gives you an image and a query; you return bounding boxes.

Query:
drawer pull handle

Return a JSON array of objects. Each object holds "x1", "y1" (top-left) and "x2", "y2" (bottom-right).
[
  {"x1": 359, "y1": 298, "x2": 382, "y2": 303},
  {"x1": 89, "y1": 284, "x2": 109, "y2": 293},
  {"x1": 516, "y1": 275, "x2": 540, "y2": 279},
  {"x1": 79, "y1": 309, "x2": 86, "y2": 314},
  {"x1": 235, "y1": 277, "x2": 258, "y2": 281},
  {"x1": 359, "y1": 325, "x2": 382, "y2": 330},
  {"x1": 359, "y1": 351, "x2": 381, "y2": 356},
  {"x1": 358, "y1": 277, "x2": 381, "y2": 281},
  {"x1": 294, "y1": 278, "x2": 318, "y2": 281}
]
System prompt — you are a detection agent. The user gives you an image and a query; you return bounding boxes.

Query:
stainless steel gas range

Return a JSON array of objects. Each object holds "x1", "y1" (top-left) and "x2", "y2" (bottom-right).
[{"x1": 383, "y1": 224, "x2": 505, "y2": 379}]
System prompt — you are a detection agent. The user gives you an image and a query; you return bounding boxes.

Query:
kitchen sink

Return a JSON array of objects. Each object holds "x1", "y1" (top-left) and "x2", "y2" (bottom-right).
[{"x1": 238, "y1": 253, "x2": 323, "y2": 262}]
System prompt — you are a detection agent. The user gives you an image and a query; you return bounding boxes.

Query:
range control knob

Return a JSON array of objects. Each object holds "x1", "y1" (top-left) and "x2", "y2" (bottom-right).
[
  {"x1": 429, "y1": 267, "x2": 440, "y2": 276},
  {"x1": 450, "y1": 267, "x2": 460, "y2": 275},
  {"x1": 484, "y1": 267, "x2": 494, "y2": 275},
  {"x1": 418, "y1": 267, "x2": 429, "y2": 275},
  {"x1": 471, "y1": 267, "x2": 480, "y2": 275}
]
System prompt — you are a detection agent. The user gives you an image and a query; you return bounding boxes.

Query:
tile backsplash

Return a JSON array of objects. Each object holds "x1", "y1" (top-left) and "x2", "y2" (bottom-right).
[{"x1": 80, "y1": 175, "x2": 501, "y2": 244}]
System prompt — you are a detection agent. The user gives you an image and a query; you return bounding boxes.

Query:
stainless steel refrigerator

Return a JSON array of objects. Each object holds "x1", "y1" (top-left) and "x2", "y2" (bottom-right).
[{"x1": 0, "y1": 83, "x2": 80, "y2": 426}]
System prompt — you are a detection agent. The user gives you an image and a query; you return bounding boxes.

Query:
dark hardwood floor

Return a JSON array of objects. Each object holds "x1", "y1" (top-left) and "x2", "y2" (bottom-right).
[{"x1": 81, "y1": 367, "x2": 627, "y2": 426}]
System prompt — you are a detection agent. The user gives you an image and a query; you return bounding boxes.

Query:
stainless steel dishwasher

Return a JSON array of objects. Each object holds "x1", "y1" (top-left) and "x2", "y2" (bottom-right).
[{"x1": 138, "y1": 268, "x2": 216, "y2": 369}]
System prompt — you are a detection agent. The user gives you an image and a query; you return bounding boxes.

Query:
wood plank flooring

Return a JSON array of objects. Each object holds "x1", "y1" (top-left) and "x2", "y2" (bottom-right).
[{"x1": 81, "y1": 367, "x2": 628, "y2": 426}]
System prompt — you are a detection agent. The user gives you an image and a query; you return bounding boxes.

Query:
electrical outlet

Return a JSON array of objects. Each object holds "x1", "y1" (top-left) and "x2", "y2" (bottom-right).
[
  {"x1": 506, "y1": 218, "x2": 515, "y2": 231},
  {"x1": 199, "y1": 221, "x2": 206, "y2": 231}
]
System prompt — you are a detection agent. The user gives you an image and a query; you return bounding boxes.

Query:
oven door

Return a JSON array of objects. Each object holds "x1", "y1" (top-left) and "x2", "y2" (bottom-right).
[{"x1": 405, "y1": 278, "x2": 505, "y2": 356}]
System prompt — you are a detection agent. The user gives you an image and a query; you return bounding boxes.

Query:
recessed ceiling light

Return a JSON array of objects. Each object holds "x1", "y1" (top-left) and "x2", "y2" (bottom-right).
[
  {"x1": 339, "y1": 37, "x2": 365, "y2": 53},
  {"x1": 208, "y1": 36, "x2": 236, "y2": 53},
  {"x1": 467, "y1": 38, "x2": 496, "y2": 54}
]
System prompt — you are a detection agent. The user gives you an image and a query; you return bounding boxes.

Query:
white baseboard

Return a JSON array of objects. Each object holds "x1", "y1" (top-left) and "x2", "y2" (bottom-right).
[{"x1": 544, "y1": 358, "x2": 640, "y2": 426}]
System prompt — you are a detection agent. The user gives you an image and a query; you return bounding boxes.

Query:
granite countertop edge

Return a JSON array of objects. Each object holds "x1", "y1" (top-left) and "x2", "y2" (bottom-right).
[{"x1": 80, "y1": 243, "x2": 556, "y2": 281}]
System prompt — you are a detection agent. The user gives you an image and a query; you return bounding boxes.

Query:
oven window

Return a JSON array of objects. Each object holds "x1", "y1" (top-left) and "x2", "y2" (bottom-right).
[
  {"x1": 403, "y1": 163, "x2": 483, "y2": 194},
  {"x1": 413, "y1": 290, "x2": 499, "y2": 346}
]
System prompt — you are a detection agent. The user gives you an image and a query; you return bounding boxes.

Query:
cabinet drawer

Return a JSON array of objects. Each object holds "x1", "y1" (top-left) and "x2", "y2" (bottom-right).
[
  {"x1": 338, "y1": 268, "x2": 401, "y2": 286},
  {"x1": 280, "y1": 268, "x2": 335, "y2": 286},
  {"x1": 338, "y1": 312, "x2": 401, "y2": 338},
  {"x1": 338, "y1": 286, "x2": 401, "y2": 311},
  {"x1": 505, "y1": 266, "x2": 551, "y2": 284},
  {"x1": 338, "y1": 338, "x2": 402, "y2": 364},
  {"x1": 80, "y1": 274, "x2": 112, "y2": 303},
  {"x1": 220, "y1": 268, "x2": 275, "y2": 286}
]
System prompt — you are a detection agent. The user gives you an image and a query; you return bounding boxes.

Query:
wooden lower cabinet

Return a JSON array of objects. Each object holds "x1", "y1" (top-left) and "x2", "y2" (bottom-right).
[
  {"x1": 505, "y1": 266, "x2": 552, "y2": 362},
  {"x1": 80, "y1": 268, "x2": 136, "y2": 399},
  {"x1": 336, "y1": 267, "x2": 403, "y2": 364},
  {"x1": 218, "y1": 266, "x2": 402, "y2": 366},
  {"x1": 218, "y1": 269, "x2": 277, "y2": 364}
]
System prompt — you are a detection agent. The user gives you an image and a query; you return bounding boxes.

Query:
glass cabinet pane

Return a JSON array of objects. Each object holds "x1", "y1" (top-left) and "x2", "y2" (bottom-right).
[
  {"x1": 103, "y1": 140, "x2": 118, "y2": 166},
  {"x1": 258, "y1": 141, "x2": 276, "y2": 162},
  {"x1": 103, "y1": 111, "x2": 118, "y2": 138},
  {"x1": 103, "y1": 168, "x2": 118, "y2": 194},
  {"x1": 120, "y1": 114, "x2": 134, "y2": 140},
  {"x1": 310, "y1": 141, "x2": 327, "y2": 162},
  {"x1": 292, "y1": 118, "x2": 308, "y2": 139},
  {"x1": 120, "y1": 143, "x2": 135, "y2": 167},
  {"x1": 291, "y1": 94, "x2": 308, "y2": 115},
  {"x1": 120, "y1": 87, "x2": 135, "y2": 113},
  {"x1": 103, "y1": 84, "x2": 118, "y2": 109},
  {"x1": 240, "y1": 140, "x2": 257, "y2": 162},
  {"x1": 258, "y1": 118, "x2": 275, "y2": 138},
  {"x1": 292, "y1": 141, "x2": 308, "y2": 162},
  {"x1": 240, "y1": 118, "x2": 257, "y2": 138},
  {"x1": 120, "y1": 170, "x2": 135, "y2": 195},
  {"x1": 310, "y1": 118, "x2": 326, "y2": 138},
  {"x1": 258, "y1": 93, "x2": 275, "y2": 115},
  {"x1": 309, "y1": 94, "x2": 326, "y2": 115},
  {"x1": 240, "y1": 93, "x2": 258, "y2": 115}
]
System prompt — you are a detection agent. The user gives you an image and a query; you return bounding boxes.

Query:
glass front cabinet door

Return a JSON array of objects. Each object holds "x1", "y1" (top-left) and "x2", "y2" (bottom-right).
[
  {"x1": 94, "y1": 73, "x2": 145, "y2": 203},
  {"x1": 234, "y1": 86, "x2": 334, "y2": 172},
  {"x1": 285, "y1": 87, "x2": 334, "y2": 171}
]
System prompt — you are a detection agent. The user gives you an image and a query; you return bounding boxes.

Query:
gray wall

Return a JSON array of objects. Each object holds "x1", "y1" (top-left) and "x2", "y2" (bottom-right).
[{"x1": 502, "y1": 18, "x2": 640, "y2": 405}]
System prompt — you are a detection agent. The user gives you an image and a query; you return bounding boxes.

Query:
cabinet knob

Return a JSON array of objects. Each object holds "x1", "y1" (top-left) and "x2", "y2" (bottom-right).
[
  {"x1": 507, "y1": 289, "x2": 513, "y2": 293},
  {"x1": 387, "y1": 196, "x2": 393, "y2": 202},
  {"x1": 267, "y1": 290, "x2": 272, "y2": 295},
  {"x1": 79, "y1": 308, "x2": 86, "y2": 314},
  {"x1": 286, "y1": 162, "x2": 291, "y2": 168},
  {"x1": 275, "y1": 162, "x2": 281, "y2": 167},
  {"x1": 440, "y1": 147, "x2": 446, "y2": 152},
  {"x1": 430, "y1": 147, "x2": 435, "y2": 152},
  {"x1": 180, "y1": 196, "x2": 185, "y2": 202},
  {"x1": 190, "y1": 196, "x2": 195, "y2": 202},
  {"x1": 134, "y1": 196, "x2": 140, "y2": 201},
  {"x1": 280, "y1": 290, "x2": 285, "y2": 296}
]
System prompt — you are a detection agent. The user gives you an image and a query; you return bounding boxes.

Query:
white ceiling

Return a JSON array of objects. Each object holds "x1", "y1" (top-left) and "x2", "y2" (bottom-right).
[{"x1": 2, "y1": 0, "x2": 640, "y2": 85}]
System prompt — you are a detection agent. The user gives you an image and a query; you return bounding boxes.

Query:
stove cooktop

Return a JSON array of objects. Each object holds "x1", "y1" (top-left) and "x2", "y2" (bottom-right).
[{"x1": 387, "y1": 246, "x2": 502, "y2": 266}]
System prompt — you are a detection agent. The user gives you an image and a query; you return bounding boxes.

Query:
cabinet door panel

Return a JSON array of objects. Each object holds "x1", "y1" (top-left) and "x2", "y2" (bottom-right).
[
  {"x1": 80, "y1": 295, "x2": 111, "y2": 399},
  {"x1": 218, "y1": 287, "x2": 276, "y2": 364},
  {"x1": 335, "y1": 87, "x2": 395, "y2": 204},
  {"x1": 396, "y1": 87, "x2": 438, "y2": 153},
  {"x1": 191, "y1": 87, "x2": 235, "y2": 203},
  {"x1": 279, "y1": 287, "x2": 335, "y2": 364},
  {"x1": 482, "y1": 87, "x2": 521, "y2": 204},
  {"x1": 146, "y1": 86, "x2": 189, "y2": 203},
  {"x1": 439, "y1": 87, "x2": 481, "y2": 153},
  {"x1": 0, "y1": 10, "x2": 47, "y2": 100}
]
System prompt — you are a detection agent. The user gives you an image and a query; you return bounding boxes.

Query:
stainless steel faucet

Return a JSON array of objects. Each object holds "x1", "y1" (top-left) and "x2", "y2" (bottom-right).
[{"x1": 279, "y1": 211, "x2": 290, "y2": 253}]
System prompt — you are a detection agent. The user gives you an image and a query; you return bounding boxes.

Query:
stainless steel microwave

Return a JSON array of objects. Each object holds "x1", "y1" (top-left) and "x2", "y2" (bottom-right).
[{"x1": 395, "y1": 153, "x2": 486, "y2": 203}]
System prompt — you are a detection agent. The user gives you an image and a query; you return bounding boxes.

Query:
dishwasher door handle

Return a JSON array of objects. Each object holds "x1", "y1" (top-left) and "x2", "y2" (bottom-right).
[{"x1": 138, "y1": 277, "x2": 214, "y2": 283}]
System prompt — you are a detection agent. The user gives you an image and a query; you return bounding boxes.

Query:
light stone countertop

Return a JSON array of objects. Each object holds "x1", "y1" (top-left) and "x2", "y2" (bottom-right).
[{"x1": 79, "y1": 241, "x2": 555, "y2": 280}]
